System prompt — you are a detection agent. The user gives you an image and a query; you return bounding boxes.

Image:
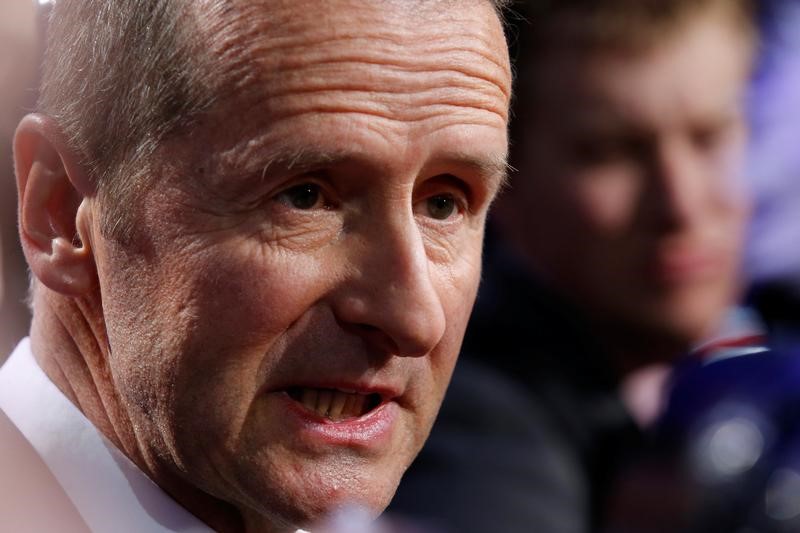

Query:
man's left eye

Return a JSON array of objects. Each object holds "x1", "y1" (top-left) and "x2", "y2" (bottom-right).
[{"x1": 424, "y1": 194, "x2": 458, "y2": 220}]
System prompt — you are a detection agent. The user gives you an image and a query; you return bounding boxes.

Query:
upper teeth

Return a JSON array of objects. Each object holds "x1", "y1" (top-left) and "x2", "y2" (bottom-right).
[{"x1": 298, "y1": 388, "x2": 371, "y2": 420}]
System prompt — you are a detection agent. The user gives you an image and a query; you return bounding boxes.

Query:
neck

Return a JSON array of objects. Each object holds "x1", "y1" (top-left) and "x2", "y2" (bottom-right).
[
  {"x1": 590, "y1": 320, "x2": 689, "y2": 428},
  {"x1": 28, "y1": 287, "x2": 249, "y2": 532},
  {"x1": 29, "y1": 287, "x2": 135, "y2": 455}
]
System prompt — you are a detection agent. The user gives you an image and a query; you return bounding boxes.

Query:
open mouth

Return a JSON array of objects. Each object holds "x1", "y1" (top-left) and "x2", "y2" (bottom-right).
[{"x1": 286, "y1": 387, "x2": 383, "y2": 421}]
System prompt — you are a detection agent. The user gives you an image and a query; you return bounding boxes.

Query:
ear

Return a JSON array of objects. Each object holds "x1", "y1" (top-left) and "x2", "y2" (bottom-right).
[{"x1": 15, "y1": 114, "x2": 97, "y2": 296}]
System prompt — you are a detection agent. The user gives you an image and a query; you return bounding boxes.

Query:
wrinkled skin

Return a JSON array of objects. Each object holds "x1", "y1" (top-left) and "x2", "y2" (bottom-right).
[{"x1": 87, "y1": 1, "x2": 510, "y2": 531}]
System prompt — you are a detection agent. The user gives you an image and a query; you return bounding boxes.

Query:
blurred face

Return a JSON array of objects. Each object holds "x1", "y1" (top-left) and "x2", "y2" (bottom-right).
[
  {"x1": 510, "y1": 10, "x2": 752, "y2": 349},
  {"x1": 89, "y1": 1, "x2": 509, "y2": 530}
]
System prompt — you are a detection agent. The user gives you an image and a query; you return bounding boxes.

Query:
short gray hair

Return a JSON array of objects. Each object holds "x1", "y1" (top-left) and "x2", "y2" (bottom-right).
[{"x1": 39, "y1": 1, "x2": 214, "y2": 242}]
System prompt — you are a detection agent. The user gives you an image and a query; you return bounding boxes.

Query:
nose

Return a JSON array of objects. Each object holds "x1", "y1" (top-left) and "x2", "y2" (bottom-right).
[
  {"x1": 645, "y1": 138, "x2": 707, "y2": 232},
  {"x1": 331, "y1": 213, "x2": 447, "y2": 358}
]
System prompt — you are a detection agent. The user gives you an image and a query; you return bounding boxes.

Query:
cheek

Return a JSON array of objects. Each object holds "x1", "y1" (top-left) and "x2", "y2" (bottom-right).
[
  {"x1": 702, "y1": 132, "x2": 750, "y2": 228},
  {"x1": 163, "y1": 242, "x2": 334, "y2": 399},
  {"x1": 155, "y1": 244, "x2": 340, "y2": 477},
  {"x1": 443, "y1": 230, "x2": 483, "y2": 312},
  {"x1": 187, "y1": 242, "x2": 333, "y2": 345},
  {"x1": 433, "y1": 244, "x2": 482, "y2": 363},
  {"x1": 571, "y1": 168, "x2": 642, "y2": 235},
  {"x1": 712, "y1": 176, "x2": 750, "y2": 236}
]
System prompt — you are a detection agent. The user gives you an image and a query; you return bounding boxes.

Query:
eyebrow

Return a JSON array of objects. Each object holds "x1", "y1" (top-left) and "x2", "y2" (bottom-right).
[
  {"x1": 256, "y1": 147, "x2": 511, "y2": 189},
  {"x1": 255, "y1": 147, "x2": 345, "y2": 180},
  {"x1": 446, "y1": 152, "x2": 512, "y2": 190}
]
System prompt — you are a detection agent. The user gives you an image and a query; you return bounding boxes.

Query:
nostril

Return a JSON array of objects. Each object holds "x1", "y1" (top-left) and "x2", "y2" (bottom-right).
[
  {"x1": 331, "y1": 290, "x2": 445, "y2": 358},
  {"x1": 336, "y1": 320, "x2": 402, "y2": 355}
]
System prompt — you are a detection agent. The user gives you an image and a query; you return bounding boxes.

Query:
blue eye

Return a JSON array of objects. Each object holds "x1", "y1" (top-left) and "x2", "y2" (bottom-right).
[
  {"x1": 426, "y1": 194, "x2": 457, "y2": 220},
  {"x1": 275, "y1": 184, "x2": 322, "y2": 210}
]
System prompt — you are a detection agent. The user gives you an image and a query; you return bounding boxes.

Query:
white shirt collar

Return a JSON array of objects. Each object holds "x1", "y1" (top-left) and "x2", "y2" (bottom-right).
[
  {"x1": 0, "y1": 338, "x2": 312, "y2": 533},
  {"x1": 0, "y1": 338, "x2": 215, "y2": 532}
]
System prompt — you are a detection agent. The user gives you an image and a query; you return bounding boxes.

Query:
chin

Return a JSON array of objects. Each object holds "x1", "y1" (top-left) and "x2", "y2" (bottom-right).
[
  {"x1": 236, "y1": 459, "x2": 401, "y2": 532},
  {"x1": 640, "y1": 298, "x2": 730, "y2": 350}
]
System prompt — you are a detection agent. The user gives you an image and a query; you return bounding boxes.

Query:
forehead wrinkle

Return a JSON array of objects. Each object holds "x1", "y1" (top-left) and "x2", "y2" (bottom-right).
[
  {"x1": 222, "y1": 52, "x2": 509, "y2": 135},
  {"x1": 268, "y1": 37, "x2": 509, "y2": 118},
  {"x1": 194, "y1": 0, "x2": 509, "y2": 118},
  {"x1": 255, "y1": 31, "x2": 510, "y2": 98},
  {"x1": 234, "y1": 92, "x2": 508, "y2": 132},
  {"x1": 261, "y1": 43, "x2": 509, "y2": 103},
  {"x1": 197, "y1": 0, "x2": 507, "y2": 68},
  {"x1": 189, "y1": 0, "x2": 509, "y2": 183}
]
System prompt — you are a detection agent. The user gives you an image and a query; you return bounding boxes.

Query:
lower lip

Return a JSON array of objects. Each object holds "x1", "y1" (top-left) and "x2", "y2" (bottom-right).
[
  {"x1": 647, "y1": 252, "x2": 725, "y2": 285},
  {"x1": 275, "y1": 392, "x2": 399, "y2": 450}
]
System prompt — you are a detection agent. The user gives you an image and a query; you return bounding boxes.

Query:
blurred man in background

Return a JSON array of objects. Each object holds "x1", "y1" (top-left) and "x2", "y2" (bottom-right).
[{"x1": 391, "y1": 1, "x2": 757, "y2": 531}]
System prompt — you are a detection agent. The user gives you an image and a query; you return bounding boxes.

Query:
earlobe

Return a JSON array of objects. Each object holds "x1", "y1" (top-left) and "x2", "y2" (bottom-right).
[{"x1": 14, "y1": 114, "x2": 97, "y2": 296}]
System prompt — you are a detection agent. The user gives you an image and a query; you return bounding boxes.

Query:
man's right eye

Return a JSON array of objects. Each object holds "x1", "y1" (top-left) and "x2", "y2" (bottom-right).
[{"x1": 274, "y1": 183, "x2": 324, "y2": 210}]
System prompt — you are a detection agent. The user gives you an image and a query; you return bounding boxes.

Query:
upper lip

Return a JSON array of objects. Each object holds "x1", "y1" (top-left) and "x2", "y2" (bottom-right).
[
  {"x1": 656, "y1": 250, "x2": 714, "y2": 268},
  {"x1": 646, "y1": 244, "x2": 725, "y2": 277}
]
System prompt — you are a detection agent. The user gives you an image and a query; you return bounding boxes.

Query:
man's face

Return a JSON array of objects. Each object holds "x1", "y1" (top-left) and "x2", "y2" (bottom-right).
[
  {"x1": 511, "y1": 10, "x2": 752, "y2": 347},
  {"x1": 89, "y1": 0, "x2": 509, "y2": 530}
]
